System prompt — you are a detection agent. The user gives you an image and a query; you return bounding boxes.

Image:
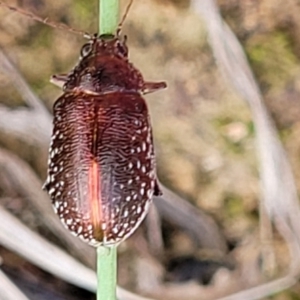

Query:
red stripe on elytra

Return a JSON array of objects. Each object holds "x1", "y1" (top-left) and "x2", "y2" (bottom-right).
[{"x1": 88, "y1": 160, "x2": 103, "y2": 231}]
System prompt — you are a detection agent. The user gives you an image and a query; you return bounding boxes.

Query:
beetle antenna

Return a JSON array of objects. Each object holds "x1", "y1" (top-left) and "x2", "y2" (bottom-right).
[
  {"x1": 117, "y1": 0, "x2": 134, "y2": 32},
  {"x1": 0, "y1": 1, "x2": 91, "y2": 38}
]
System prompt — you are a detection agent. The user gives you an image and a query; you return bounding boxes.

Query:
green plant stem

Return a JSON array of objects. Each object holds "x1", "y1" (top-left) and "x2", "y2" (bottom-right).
[
  {"x1": 99, "y1": 0, "x2": 120, "y2": 35},
  {"x1": 97, "y1": 246, "x2": 117, "y2": 300},
  {"x1": 97, "y1": 2, "x2": 119, "y2": 299}
]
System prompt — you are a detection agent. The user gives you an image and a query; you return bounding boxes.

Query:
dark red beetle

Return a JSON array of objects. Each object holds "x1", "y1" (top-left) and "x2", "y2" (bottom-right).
[
  {"x1": 0, "y1": 0, "x2": 166, "y2": 246},
  {"x1": 43, "y1": 32, "x2": 166, "y2": 246}
]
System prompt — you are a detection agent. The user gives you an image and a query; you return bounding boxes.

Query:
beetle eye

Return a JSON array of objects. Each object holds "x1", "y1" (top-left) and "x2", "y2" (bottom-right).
[
  {"x1": 116, "y1": 40, "x2": 128, "y2": 57},
  {"x1": 80, "y1": 43, "x2": 92, "y2": 57}
]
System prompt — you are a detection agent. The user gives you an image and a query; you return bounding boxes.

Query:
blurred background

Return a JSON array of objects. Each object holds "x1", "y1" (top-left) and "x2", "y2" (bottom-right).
[{"x1": 0, "y1": 0, "x2": 300, "y2": 299}]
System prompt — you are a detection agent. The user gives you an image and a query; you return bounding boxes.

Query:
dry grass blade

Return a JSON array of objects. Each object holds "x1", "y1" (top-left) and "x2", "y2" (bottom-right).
[
  {"x1": 0, "y1": 49, "x2": 50, "y2": 114},
  {"x1": 0, "y1": 105, "x2": 51, "y2": 147},
  {"x1": 116, "y1": 287, "x2": 154, "y2": 300},
  {"x1": 145, "y1": 205, "x2": 164, "y2": 258},
  {"x1": 191, "y1": 1, "x2": 300, "y2": 235},
  {"x1": 0, "y1": 147, "x2": 96, "y2": 267},
  {"x1": 155, "y1": 185, "x2": 227, "y2": 253},
  {"x1": 192, "y1": 0, "x2": 300, "y2": 298},
  {"x1": 0, "y1": 205, "x2": 154, "y2": 300},
  {"x1": 217, "y1": 275, "x2": 297, "y2": 300},
  {"x1": 0, "y1": 205, "x2": 96, "y2": 292},
  {"x1": 0, "y1": 269, "x2": 30, "y2": 300}
]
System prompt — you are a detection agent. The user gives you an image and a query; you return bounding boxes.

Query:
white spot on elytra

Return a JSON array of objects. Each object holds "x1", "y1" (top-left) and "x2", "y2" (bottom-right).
[
  {"x1": 126, "y1": 196, "x2": 131, "y2": 202},
  {"x1": 146, "y1": 132, "x2": 151, "y2": 143},
  {"x1": 140, "y1": 188, "x2": 145, "y2": 196},
  {"x1": 147, "y1": 189, "x2": 153, "y2": 198},
  {"x1": 151, "y1": 180, "x2": 155, "y2": 188},
  {"x1": 77, "y1": 226, "x2": 83, "y2": 234},
  {"x1": 66, "y1": 219, "x2": 73, "y2": 225},
  {"x1": 49, "y1": 188, "x2": 55, "y2": 195},
  {"x1": 118, "y1": 230, "x2": 125, "y2": 238}
]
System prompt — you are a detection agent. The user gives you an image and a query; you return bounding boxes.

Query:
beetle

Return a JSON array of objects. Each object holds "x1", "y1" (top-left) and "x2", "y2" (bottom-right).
[
  {"x1": 44, "y1": 31, "x2": 166, "y2": 246},
  {"x1": 0, "y1": 0, "x2": 166, "y2": 247}
]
